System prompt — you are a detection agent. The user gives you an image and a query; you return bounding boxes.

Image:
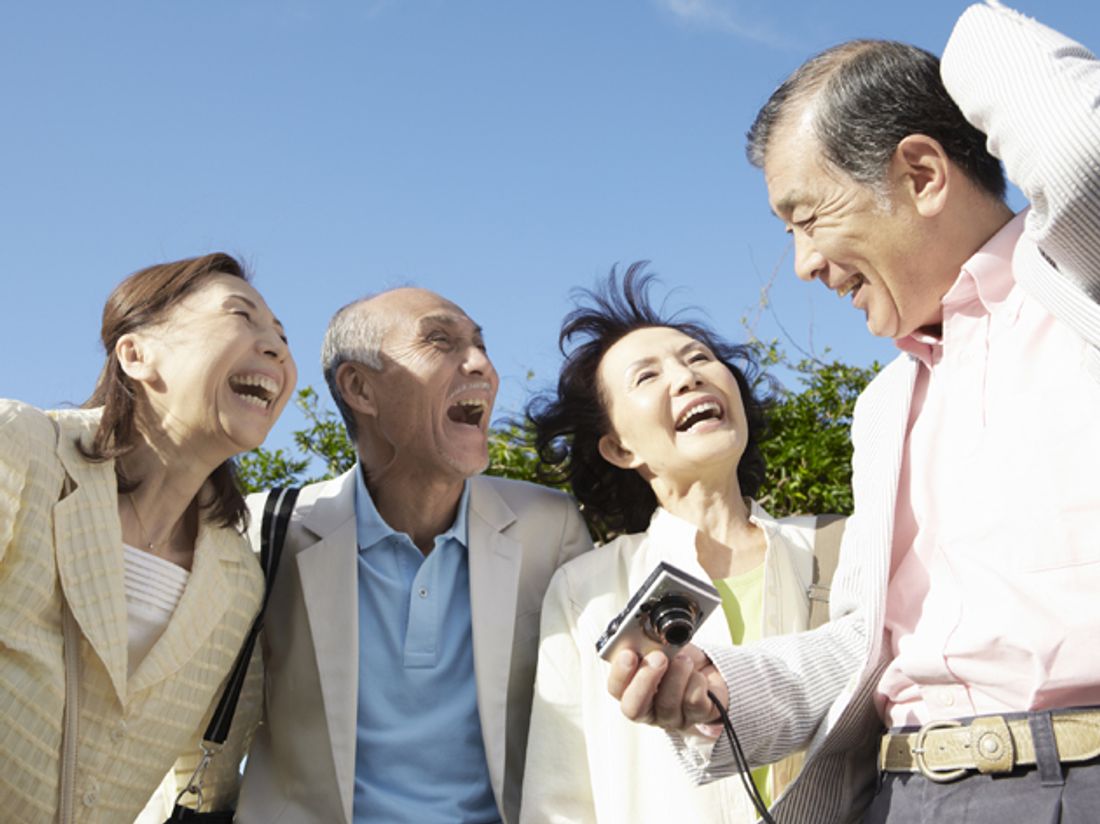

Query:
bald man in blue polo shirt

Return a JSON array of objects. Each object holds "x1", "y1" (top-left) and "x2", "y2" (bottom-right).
[{"x1": 236, "y1": 287, "x2": 592, "y2": 824}]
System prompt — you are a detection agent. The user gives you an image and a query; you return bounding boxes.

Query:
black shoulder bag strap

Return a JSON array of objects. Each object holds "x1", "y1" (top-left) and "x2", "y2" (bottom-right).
[{"x1": 167, "y1": 486, "x2": 300, "y2": 822}]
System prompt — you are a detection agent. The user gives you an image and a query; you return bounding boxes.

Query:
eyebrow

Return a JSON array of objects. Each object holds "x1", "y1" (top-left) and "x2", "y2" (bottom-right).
[
  {"x1": 419, "y1": 313, "x2": 484, "y2": 337},
  {"x1": 227, "y1": 294, "x2": 285, "y2": 332},
  {"x1": 623, "y1": 340, "x2": 709, "y2": 375},
  {"x1": 771, "y1": 195, "x2": 799, "y2": 220}
]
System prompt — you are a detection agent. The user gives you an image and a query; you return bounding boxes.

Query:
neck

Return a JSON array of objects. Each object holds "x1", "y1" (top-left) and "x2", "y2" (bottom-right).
[
  {"x1": 361, "y1": 460, "x2": 466, "y2": 555},
  {"x1": 117, "y1": 425, "x2": 219, "y2": 569},
  {"x1": 651, "y1": 470, "x2": 765, "y2": 579},
  {"x1": 937, "y1": 189, "x2": 1016, "y2": 286}
]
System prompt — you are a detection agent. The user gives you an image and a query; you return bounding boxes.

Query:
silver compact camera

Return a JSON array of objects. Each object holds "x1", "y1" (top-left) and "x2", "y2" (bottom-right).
[{"x1": 595, "y1": 561, "x2": 722, "y2": 662}]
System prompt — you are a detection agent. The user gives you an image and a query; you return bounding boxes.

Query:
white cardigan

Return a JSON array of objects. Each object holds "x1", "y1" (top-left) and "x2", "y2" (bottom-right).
[{"x1": 519, "y1": 504, "x2": 817, "y2": 824}]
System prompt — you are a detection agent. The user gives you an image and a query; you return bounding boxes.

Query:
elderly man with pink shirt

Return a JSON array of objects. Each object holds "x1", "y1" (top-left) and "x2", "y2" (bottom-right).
[{"x1": 607, "y1": 3, "x2": 1100, "y2": 822}]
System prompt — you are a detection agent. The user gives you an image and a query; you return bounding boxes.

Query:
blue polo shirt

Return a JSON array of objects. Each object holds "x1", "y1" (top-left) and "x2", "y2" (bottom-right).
[{"x1": 352, "y1": 467, "x2": 500, "y2": 824}]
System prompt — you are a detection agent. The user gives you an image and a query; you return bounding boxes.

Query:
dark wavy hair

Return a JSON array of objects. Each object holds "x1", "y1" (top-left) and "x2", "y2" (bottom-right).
[
  {"x1": 526, "y1": 263, "x2": 772, "y2": 537},
  {"x1": 81, "y1": 252, "x2": 251, "y2": 531}
]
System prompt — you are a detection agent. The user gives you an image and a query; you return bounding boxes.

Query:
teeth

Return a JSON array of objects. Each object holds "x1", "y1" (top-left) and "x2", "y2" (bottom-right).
[
  {"x1": 232, "y1": 373, "x2": 279, "y2": 396},
  {"x1": 229, "y1": 373, "x2": 280, "y2": 407},
  {"x1": 676, "y1": 401, "x2": 721, "y2": 431},
  {"x1": 836, "y1": 274, "x2": 864, "y2": 299},
  {"x1": 237, "y1": 393, "x2": 269, "y2": 410}
]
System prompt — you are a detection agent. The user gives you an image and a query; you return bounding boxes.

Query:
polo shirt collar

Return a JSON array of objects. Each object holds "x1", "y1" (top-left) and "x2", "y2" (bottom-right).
[{"x1": 354, "y1": 464, "x2": 471, "y2": 552}]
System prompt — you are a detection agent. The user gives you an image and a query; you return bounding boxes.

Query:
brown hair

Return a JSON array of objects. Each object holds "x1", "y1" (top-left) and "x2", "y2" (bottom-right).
[{"x1": 81, "y1": 252, "x2": 251, "y2": 530}]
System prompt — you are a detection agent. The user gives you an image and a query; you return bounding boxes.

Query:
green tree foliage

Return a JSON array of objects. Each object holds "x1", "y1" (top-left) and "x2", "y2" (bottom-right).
[
  {"x1": 485, "y1": 423, "x2": 564, "y2": 488},
  {"x1": 752, "y1": 341, "x2": 879, "y2": 517},
  {"x1": 236, "y1": 387, "x2": 356, "y2": 492},
  {"x1": 237, "y1": 345, "x2": 878, "y2": 521}
]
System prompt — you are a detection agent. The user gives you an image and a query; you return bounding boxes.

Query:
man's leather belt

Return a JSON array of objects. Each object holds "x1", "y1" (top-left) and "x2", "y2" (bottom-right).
[{"x1": 879, "y1": 710, "x2": 1100, "y2": 783}]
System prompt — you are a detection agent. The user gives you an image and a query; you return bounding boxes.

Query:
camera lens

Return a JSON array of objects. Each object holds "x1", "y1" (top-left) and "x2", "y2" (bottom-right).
[{"x1": 648, "y1": 595, "x2": 699, "y2": 647}]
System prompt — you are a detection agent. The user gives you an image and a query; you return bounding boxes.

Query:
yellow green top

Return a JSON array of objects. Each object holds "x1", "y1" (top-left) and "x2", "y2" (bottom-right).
[{"x1": 713, "y1": 562, "x2": 771, "y2": 808}]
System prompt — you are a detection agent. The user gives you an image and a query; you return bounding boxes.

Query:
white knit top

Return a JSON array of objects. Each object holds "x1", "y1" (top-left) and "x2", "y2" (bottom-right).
[{"x1": 122, "y1": 544, "x2": 190, "y2": 679}]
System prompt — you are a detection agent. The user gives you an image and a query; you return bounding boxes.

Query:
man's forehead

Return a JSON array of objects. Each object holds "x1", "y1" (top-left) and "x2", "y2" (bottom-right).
[
  {"x1": 369, "y1": 289, "x2": 479, "y2": 334},
  {"x1": 763, "y1": 106, "x2": 825, "y2": 207}
]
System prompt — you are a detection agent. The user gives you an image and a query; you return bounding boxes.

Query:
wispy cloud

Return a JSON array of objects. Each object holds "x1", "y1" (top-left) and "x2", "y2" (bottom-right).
[{"x1": 655, "y1": 0, "x2": 792, "y2": 49}]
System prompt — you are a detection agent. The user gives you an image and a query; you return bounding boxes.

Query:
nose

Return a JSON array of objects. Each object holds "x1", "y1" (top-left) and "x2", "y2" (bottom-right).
[
  {"x1": 461, "y1": 342, "x2": 495, "y2": 378},
  {"x1": 670, "y1": 360, "x2": 703, "y2": 395},
  {"x1": 258, "y1": 326, "x2": 291, "y2": 364},
  {"x1": 792, "y1": 231, "x2": 827, "y2": 283}
]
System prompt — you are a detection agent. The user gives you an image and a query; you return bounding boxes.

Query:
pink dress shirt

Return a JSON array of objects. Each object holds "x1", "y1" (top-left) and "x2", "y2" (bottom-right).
[{"x1": 877, "y1": 212, "x2": 1100, "y2": 728}]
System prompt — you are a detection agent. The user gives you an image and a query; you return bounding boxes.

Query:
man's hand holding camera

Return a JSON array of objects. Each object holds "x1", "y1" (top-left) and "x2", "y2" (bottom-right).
[{"x1": 607, "y1": 644, "x2": 730, "y2": 730}]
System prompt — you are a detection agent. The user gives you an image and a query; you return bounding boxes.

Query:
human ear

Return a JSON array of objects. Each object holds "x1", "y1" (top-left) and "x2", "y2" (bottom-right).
[
  {"x1": 893, "y1": 134, "x2": 950, "y2": 218},
  {"x1": 115, "y1": 333, "x2": 158, "y2": 384},
  {"x1": 598, "y1": 432, "x2": 642, "y2": 470},
  {"x1": 336, "y1": 362, "x2": 378, "y2": 419}
]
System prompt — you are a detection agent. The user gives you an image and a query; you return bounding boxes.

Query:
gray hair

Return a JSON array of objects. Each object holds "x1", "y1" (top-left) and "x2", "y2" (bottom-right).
[
  {"x1": 746, "y1": 39, "x2": 1005, "y2": 200},
  {"x1": 321, "y1": 296, "x2": 385, "y2": 441}
]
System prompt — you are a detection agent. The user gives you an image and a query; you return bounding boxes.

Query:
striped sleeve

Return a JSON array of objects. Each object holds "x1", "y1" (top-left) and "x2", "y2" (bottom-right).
[{"x1": 942, "y1": 3, "x2": 1100, "y2": 373}]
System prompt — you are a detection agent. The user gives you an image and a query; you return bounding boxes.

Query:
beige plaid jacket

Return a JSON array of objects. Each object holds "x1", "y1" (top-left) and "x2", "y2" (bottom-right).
[{"x1": 0, "y1": 401, "x2": 264, "y2": 822}]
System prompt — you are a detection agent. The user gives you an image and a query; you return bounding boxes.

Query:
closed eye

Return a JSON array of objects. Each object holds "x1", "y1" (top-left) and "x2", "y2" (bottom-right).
[{"x1": 427, "y1": 332, "x2": 453, "y2": 349}]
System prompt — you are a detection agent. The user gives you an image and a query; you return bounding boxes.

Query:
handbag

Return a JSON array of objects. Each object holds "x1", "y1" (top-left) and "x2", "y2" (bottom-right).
[{"x1": 164, "y1": 486, "x2": 300, "y2": 823}]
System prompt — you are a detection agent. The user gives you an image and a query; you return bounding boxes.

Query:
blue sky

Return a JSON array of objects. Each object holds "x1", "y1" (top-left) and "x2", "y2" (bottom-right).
[{"x1": 3, "y1": 0, "x2": 1096, "y2": 455}]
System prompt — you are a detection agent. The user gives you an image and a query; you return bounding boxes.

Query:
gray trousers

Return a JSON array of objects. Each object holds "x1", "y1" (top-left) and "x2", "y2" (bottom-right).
[{"x1": 864, "y1": 713, "x2": 1100, "y2": 823}]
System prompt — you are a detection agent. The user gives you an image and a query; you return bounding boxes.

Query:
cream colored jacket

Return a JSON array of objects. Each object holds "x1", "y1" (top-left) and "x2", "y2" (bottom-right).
[
  {"x1": 520, "y1": 503, "x2": 816, "y2": 824},
  {"x1": 0, "y1": 401, "x2": 264, "y2": 823}
]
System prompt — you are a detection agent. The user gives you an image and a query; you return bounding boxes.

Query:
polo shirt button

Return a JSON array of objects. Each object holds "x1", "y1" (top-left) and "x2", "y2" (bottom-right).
[
  {"x1": 110, "y1": 720, "x2": 127, "y2": 743},
  {"x1": 418, "y1": 587, "x2": 429, "y2": 598},
  {"x1": 82, "y1": 779, "x2": 99, "y2": 807}
]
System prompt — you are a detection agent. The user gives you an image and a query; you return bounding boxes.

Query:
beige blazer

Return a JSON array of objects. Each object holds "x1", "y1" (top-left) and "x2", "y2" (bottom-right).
[
  {"x1": 235, "y1": 467, "x2": 592, "y2": 824},
  {"x1": 0, "y1": 401, "x2": 263, "y2": 823}
]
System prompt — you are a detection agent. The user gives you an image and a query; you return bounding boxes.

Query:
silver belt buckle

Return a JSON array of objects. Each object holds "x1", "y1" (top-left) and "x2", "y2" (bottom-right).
[{"x1": 911, "y1": 719, "x2": 968, "y2": 783}]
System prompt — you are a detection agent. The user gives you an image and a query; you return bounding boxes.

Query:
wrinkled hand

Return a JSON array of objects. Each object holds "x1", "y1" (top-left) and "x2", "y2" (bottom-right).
[{"x1": 606, "y1": 644, "x2": 730, "y2": 730}]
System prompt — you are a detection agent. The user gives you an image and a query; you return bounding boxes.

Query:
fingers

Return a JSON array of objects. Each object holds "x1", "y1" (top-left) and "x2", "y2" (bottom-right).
[
  {"x1": 607, "y1": 645, "x2": 729, "y2": 730},
  {"x1": 607, "y1": 649, "x2": 641, "y2": 702},
  {"x1": 652, "y1": 652, "x2": 694, "y2": 727},
  {"x1": 614, "y1": 650, "x2": 669, "y2": 722},
  {"x1": 682, "y1": 664, "x2": 725, "y2": 725}
]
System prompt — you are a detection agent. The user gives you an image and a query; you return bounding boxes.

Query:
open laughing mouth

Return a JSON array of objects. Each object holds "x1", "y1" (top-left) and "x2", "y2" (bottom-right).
[
  {"x1": 228, "y1": 373, "x2": 280, "y2": 410},
  {"x1": 447, "y1": 398, "x2": 488, "y2": 428},
  {"x1": 675, "y1": 399, "x2": 724, "y2": 433},
  {"x1": 836, "y1": 273, "x2": 866, "y2": 299}
]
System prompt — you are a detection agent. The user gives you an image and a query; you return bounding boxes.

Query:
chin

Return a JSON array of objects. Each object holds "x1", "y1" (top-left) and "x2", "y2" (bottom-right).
[{"x1": 441, "y1": 450, "x2": 490, "y2": 479}]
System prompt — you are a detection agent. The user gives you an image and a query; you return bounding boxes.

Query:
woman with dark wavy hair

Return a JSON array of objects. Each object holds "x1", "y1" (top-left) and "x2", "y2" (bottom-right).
[
  {"x1": 520, "y1": 264, "x2": 819, "y2": 824},
  {"x1": 0, "y1": 253, "x2": 296, "y2": 822}
]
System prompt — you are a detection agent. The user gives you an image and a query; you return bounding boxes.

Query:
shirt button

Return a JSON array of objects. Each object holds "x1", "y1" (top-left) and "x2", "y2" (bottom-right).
[
  {"x1": 939, "y1": 690, "x2": 956, "y2": 707},
  {"x1": 82, "y1": 780, "x2": 99, "y2": 807},
  {"x1": 418, "y1": 587, "x2": 429, "y2": 599},
  {"x1": 110, "y1": 720, "x2": 127, "y2": 743}
]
